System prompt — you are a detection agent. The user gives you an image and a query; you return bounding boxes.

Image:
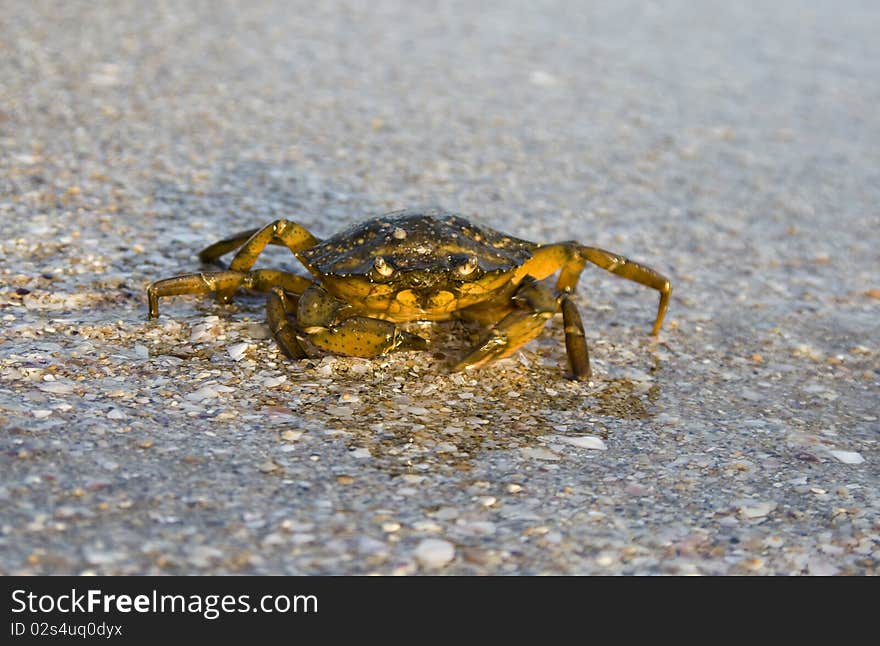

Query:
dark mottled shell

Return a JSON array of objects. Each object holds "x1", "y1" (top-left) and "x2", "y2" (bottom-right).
[{"x1": 300, "y1": 208, "x2": 536, "y2": 276}]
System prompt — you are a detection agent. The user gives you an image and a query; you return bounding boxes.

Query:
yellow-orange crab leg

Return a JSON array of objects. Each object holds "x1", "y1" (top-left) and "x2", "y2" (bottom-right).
[
  {"x1": 225, "y1": 220, "x2": 319, "y2": 271},
  {"x1": 266, "y1": 287, "x2": 308, "y2": 359},
  {"x1": 197, "y1": 228, "x2": 261, "y2": 264},
  {"x1": 197, "y1": 221, "x2": 320, "y2": 265},
  {"x1": 560, "y1": 294, "x2": 590, "y2": 380},
  {"x1": 147, "y1": 269, "x2": 312, "y2": 318},
  {"x1": 517, "y1": 243, "x2": 672, "y2": 336},
  {"x1": 196, "y1": 220, "x2": 320, "y2": 303},
  {"x1": 576, "y1": 246, "x2": 671, "y2": 335}
]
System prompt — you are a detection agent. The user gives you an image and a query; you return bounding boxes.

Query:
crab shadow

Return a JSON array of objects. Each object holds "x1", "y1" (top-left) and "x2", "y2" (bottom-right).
[{"x1": 340, "y1": 374, "x2": 662, "y2": 478}]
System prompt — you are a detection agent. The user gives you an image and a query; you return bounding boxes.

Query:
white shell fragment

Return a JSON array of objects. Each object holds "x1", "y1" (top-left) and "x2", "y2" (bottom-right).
[
  {"x1": 227, "y1": 342, "x2": 250, "y2": 361},
  {"x1": 828, "y1": 450, "x2": 865, "y2": 465},
  {"x1": 553, "y1": 435, "x2": 607, "y2": 451},
  {"x1": 738, "y1": 501, "x2": 777, "y2": 519},
  {"x1": 38, "y1": 381, "x2": 75, "y2": 394}
]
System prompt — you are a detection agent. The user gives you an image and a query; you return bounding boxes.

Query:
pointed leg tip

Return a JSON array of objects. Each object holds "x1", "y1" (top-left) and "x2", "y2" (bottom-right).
[
  {"x1": 147, "y1": 298, "x2": 159, "y2": 320},
  {"x1": 566, "y1": 369, "x2": 592, "y2": 382},
  {"x1": 279, "y1": 344, "x2": 308, "y2": 361},
  {"x1": 650, "y1": 317, "x2": 666, "y2": 336},
  {"x1": 394, "y1": 331, "x2": 428, "y2": 352}
]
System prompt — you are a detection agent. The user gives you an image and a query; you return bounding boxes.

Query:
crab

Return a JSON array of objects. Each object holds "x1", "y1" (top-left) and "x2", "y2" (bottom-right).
[{"x1": 147, "y1": 208, "x2": 671, "y2": 379}]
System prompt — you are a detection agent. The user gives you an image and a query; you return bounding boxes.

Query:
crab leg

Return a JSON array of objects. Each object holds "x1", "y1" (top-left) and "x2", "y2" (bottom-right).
[
  {"x1": 196, "y1": 228, "x2": 261, "y2": 264},
  {"x1": 197, "y1": 221, "x2": 320, "y2": 265},
  {"x1": 575, "y1": 246, "x2": 671, "y2": 335},
  {"x1": 520, "y1": 243, "x2": 672, "y2": 336},
  {"x1": 266, "y1": 287, "x2": 308, "y2": 359},
  {"x1": 560, "y1": 294, "x2": 590, "y2": 379},
  {"x1": 225, "y1": 220, "x2": 319, "y2": 270},
  {"x1": 195, "y1": 220, "x2": 321, "y2": 303},
  {"x1": 147, "y1": 269, "x2": 312, "y2": 318}
]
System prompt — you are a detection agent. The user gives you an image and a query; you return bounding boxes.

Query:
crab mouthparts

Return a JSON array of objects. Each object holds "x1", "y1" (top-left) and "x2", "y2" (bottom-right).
[{"x1": 406, "y1": 271, "x2": 443, "y2": 288}]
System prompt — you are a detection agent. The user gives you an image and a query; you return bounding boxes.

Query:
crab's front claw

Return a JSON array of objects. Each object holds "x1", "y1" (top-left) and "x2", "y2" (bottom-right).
[
  {"x1": 304, "y1": 316, "x2": 427, "y2": 358},
  {"x1": 452, "y1": 309, "x2": 553, "y2": 372},
  {"x1": 453, "y1": 277, "x2": 557, "y2": 372},
  {"x1": 451, "y1": 330, "x2": 509, "y2": 372}
]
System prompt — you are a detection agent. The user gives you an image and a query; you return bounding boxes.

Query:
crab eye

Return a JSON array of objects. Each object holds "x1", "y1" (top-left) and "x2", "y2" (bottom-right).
[
  {"x1": 373, "y1": 256, "x2": 395, "y2": 277},
  {"x1": 456, "y1": 256, "x2": 479, "y2": 277}
]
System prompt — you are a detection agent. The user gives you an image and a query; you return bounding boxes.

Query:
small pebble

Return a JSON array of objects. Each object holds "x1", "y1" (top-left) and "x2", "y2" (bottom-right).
[
  {"x1": 529, "y1": 70, "x2": 559, "y2": 86},
  {"x1": 414, "y1": 538, "x2": 455, "y2": 569},
  {"x1": 258, "y1": 460, "x2": 280, "y2": 473},
  {"x1": 520, "y1": 447, "x2": 559, "y2": 460},
  {"x1": 595, "y1": 553, "x2": 617, "y2": 567},
  {"x1": 457, "y1": 521, "x2": 496, "y2": 536},
  {"x1": 741, "y1": 557, "x2": 764, "y2": 571},
  {"x1": 82, "y1": 548, "x2": 126, "y2": 566},
  {"x1": 542, "y1": 531, "x2": 563, "y2": 544},
  {"x1": 38, "y1": 381, "x2": 74, "y2": 394},
  {"x1": 739, "y1": 501, "x2": 776, "y2": 519},
  {"x1": 553, "y1": 435, "x2": 607, "y2": 450},
  {"x1": 806, "y1": 559, "x2": 840, "y2": 576},
  {"x1": 185, "y1": 385, "x2": 217, "y2": 401},
  {"x1": 357, "y1": 536, "x2": 388, "y2": 556},
  {"x1": 185, "y1": 384, "x2": 232, "y2": 401},
  {"x1": 828, "y1": 450, "x2": 865, "y2": 465},
  {"x1": 412, "y1": 521, "x2": 442, "y2": 533},
  {"x1": 625, "y1": 483, "x2": 650, "y2": 496},
  {"x1": 245, "y1": 323, "x2": 272, "y2": 339},
  {"x1": 187, "y1": 546, "x2": 224, "y2": 567},
  {"x1": 326, "y1": 405, "x2": 353, "y2": 417},
  {"x1": 432, "y1": 507, "x2": 459, "y2": 520},
  {"x1": 435, "y1": 442, "x2": 458, "y2": 453}
]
